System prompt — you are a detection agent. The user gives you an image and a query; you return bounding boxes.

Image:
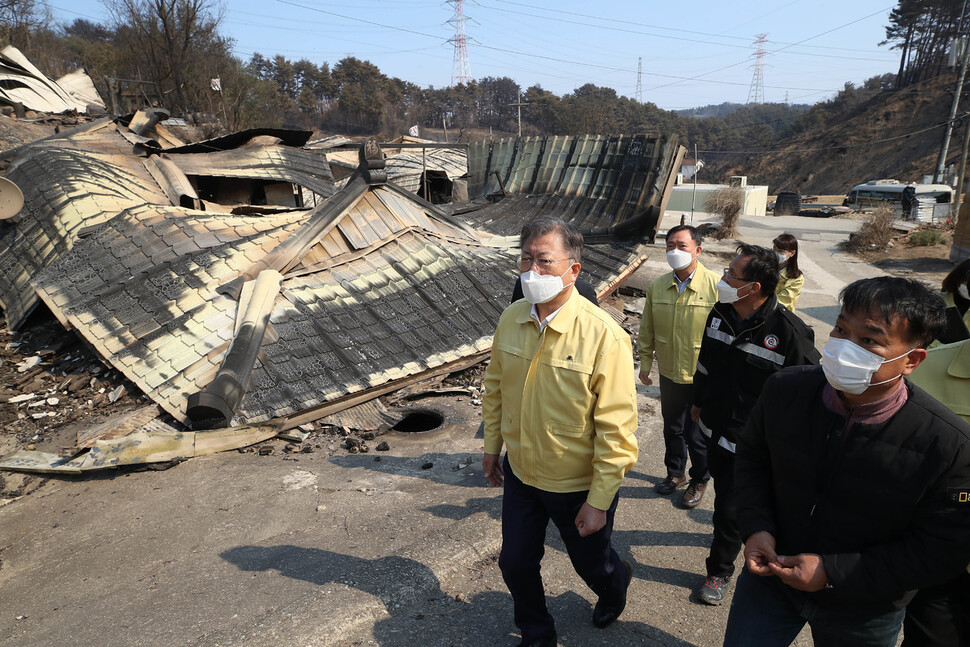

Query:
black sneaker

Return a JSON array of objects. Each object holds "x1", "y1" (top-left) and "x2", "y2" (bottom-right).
[
  {"x1": 696, "y1": 575, "x2": 731, "y2": 605},
  {"x1": 655, "y1": 475, "x2": 687, "y2": 495}
]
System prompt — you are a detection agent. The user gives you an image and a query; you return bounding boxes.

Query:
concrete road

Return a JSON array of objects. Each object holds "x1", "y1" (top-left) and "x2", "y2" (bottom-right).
[{"x1": 0, "y1": 213, "x2": 873, "y2": 647}]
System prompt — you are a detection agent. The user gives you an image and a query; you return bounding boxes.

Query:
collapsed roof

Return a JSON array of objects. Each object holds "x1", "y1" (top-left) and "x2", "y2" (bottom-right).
[
  {"x1": 0, "y1": 123, "x2": 683, "y2": 435},
  {"x1": 0, "y1": 46, "x2": 105, "y2": 114},
  {"x1": 320, "y1": 136, "x2": 468, "y2": 203}
]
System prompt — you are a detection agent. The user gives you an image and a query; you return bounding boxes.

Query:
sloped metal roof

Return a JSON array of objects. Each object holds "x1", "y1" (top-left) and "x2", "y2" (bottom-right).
[
  {"x1": 31, "y1": 172, "x2": 511, "y2": 426},
  {"x1": 323, "y1": 143, "x2": 467, "y2": 195},
  {"x1": 465, "y1": 134, "x2": 684, "y2": 239},
  {"x1": 0, "y1": 122, "x2": 336, "y2": 329},
  {"x1": 0, "y1": 137, "x2": 169, "y2": 328},
  {"x1": 4, "y1": 130, "x2": 682, "y2": 433}
]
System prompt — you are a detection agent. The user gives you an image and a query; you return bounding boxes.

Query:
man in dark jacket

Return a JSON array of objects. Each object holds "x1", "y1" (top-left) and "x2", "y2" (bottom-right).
[
  {"x1": 689, "y1": 243, "x2": 820, "y2": 605},
  {"x1": 725, "y1": 277, "x2": 970, "y2": 647}
]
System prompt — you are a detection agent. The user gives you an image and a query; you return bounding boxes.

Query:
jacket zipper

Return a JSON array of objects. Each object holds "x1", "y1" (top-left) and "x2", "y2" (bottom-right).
[
  {"x1": 524, "y1": 321, "x2": 545, "y2": 479},
  {"x1": 811, "y1": 416, "x2": 854, "y2": 519}
]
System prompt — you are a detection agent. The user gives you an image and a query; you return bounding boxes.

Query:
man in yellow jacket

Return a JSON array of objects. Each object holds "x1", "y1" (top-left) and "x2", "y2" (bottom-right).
[
  {"x1": 638, "y1": 224, "x2": 720, "y2": 508},
  {"x1": 904, "y1": 339, "x2": 970, "y2": 647},
  {"x1": 483, "y1": 217, "x2": 639, "y2": 647}
]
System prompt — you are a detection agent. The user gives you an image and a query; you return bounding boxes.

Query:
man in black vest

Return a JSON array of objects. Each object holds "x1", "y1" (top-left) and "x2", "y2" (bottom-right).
[{"x1": 725, "y1": 277, "x2": 970, "y2": 647}]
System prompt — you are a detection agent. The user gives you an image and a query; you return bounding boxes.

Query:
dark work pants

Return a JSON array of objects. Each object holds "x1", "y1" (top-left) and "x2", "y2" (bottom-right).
[
  {"x1": 724, "y1": 570, "x2": 905, "y2": 647},
  {"x1": 499, "y1": 456, "x2": 627, "y2": 643},
  {"x1": 659, "y1": 375, "x2": 709, "y2": 482},
  {"x1": 705, "y1": 441, "x2": 741, "y2": 579},
  {"x1": 902, "y1": 570, "x2": 970, "y2": 647}
]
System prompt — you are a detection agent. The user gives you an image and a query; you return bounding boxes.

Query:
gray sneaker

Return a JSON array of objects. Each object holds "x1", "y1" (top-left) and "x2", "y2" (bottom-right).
[{"x1": 696, "y1": 575, "x2": 731, "y2": 605}]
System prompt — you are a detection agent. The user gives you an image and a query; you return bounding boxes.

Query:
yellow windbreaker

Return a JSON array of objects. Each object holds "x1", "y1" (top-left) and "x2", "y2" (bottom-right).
[
  {"x1": 775, "y1": 267, "x2": 805, "y2": 312},
  {"x1": 482, "y1": 289, "x2": 639, "y2": 510},
  {"x1": 910, "y1": 339, "x2": 970, "y2": 424},
  {"x1": 909, "y1": 338, "x2": 970, "y2": 575},
  {"x1": 637, "y1": 261, "x2": 720, "y2": 384}
]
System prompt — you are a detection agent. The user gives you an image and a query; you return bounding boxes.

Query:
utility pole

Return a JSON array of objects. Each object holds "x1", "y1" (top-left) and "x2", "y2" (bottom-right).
[
  {"x1": 936, "y1": 0, "x2": 970, "y2": 183},
  {"x1": 690, "y1": 143, "x2": 699, "y2": 224},
  {"x1": 956, "y1": 109, "x2": 970, "y2": 220},
  {"x1": 509, "y1": 95, "x2": 529, "y2": 137}
]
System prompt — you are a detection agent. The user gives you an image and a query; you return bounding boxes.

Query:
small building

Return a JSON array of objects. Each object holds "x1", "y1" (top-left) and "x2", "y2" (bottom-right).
[{"x1": 665, "y1": 182, "x2": 769, "y2": 217}]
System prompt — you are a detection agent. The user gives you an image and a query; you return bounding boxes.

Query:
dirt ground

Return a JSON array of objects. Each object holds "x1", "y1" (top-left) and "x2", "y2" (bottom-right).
[{"x1": 855, "y1": 224, "x2": 956, "y2": 288}]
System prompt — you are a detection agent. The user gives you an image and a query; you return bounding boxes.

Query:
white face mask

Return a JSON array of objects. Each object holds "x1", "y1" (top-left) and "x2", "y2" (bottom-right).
[
  {"x1": 775, "y1": 251, "x2": 789, "y2": 266},
  {"x1": 959, "y1": 284, "x2": 969, "y2": 301},
  {"x1": 821, "y1": 337, "x2": 913, "y2": 395},
  {"x1": 520, "y1": 266, "x2": 574, "y2": 304},
  {"x1": 716, "y1": 279, "x2": 752, "y2": 304},
  {"x1": 666, "y1": 249, "x2": 694, "y2": 270}
]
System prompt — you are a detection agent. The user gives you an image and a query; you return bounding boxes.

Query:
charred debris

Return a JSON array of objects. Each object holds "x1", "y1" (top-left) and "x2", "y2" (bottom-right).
[{"x1": 0, "y1": 95, "x2": 683, "y2": 474}]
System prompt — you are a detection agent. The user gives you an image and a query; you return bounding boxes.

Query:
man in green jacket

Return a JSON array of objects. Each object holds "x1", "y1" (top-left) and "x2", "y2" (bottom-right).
[{"x1": 638, "y1": 224, "x2": 720, "y2": 508}]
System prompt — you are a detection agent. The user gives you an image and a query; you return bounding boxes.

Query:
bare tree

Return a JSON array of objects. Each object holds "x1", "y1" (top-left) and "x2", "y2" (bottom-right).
[
  {"x1": 0, "y1": 0, "x2": 52, "y2": 51},
  {"x1": 102, "y1": 0, "x2": 226, "y2": 114},
  {"x1": 706, "y1": 187, "x2": 745, "y2": 239}
]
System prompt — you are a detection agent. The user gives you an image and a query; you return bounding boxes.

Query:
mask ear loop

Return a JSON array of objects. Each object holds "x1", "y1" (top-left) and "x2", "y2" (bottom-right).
[
  {"x1": 869, "y1": 348, "x2": 915, "y2": 387},
  {"x1": 560, "y1": 261, "x2": 578, "y2": 287}
]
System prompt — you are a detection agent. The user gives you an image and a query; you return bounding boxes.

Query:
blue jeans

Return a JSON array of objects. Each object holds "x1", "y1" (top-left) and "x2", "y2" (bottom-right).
[{"x1": 724, "y1": 570, "x2": 905, "y2": 647}]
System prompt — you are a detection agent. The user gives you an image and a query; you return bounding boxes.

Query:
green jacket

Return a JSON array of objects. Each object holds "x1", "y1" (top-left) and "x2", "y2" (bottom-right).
[{"x1": 637, "y1": 261, "x2": 720, "y2": 384}]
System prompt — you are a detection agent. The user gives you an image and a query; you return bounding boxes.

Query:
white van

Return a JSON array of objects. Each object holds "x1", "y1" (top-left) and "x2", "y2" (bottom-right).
[{"x1": 843, "y1": 179, "x2": 954, "y2": 221}]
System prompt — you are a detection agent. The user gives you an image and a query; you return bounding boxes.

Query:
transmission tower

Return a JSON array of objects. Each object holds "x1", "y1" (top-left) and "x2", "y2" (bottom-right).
[
  {"x1": 635, "y1": 57, "x2": 643, "y2": 103},
  {"x1": 448, "y1": 0, "x2": 472, "y2": 86},
  {"x1": 746, "y1": 33, "x2": 768, "y2": 105}
]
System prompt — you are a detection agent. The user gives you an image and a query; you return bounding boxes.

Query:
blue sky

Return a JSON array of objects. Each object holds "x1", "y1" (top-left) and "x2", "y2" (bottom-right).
[{"x1": 47, "y1": 0, "x2": 901, "y2": 110}]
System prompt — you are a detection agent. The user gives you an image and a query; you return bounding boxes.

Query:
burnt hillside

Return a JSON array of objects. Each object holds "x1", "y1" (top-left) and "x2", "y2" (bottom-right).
[{"x1": 704, "y1": 74, "x2": 956, "y2": 195}]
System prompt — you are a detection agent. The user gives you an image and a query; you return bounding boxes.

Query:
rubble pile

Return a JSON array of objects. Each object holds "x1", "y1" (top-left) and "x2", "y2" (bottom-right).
[{"x1": 0, "y1": 314, "x2": 147, "y2": 455}]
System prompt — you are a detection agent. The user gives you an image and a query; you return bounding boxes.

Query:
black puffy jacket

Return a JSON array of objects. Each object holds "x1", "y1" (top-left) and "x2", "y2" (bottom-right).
[{"x1": 737, "y1": 367, "x2": 970, "y2": 611}]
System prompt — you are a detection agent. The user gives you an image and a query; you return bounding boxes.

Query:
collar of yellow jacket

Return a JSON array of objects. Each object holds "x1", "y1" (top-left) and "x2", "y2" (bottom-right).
[
  {"x1": 948, "y1": 339, "x2": 970, "y2": 379},
  {"x1": 667, "y1": 260, "x2": 712, "y2": 291},
  {"x1": 512, "y1": 286, "x2": 583, "y2": 334}
]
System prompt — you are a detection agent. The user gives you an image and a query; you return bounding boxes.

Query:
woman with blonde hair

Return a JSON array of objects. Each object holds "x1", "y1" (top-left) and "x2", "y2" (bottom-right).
[{"x1": 772, "y1": 233, "x2": 803, "y2": 311}]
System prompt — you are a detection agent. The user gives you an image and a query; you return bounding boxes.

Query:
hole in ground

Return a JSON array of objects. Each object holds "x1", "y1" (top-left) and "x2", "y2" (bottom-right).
[{"x1": 391, "y1": 409, "x2": 445, "y2": 433}]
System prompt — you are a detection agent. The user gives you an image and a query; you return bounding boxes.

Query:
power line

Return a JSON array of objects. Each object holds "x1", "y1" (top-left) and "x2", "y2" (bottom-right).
[
  {"x1": 484, "y1": 0, "x2": 895, "y2": 56},
  {"x1": 644, "y1": 7, "x2": 893, "y2": 93},
  {"x1": 697, "y1": 118, "x2": 955, "y2": 155},
  {"x1": 272, "y1": 0, "x2": 443, "y2": 41},
  {"x1": 475, "y1": 43, "x2": 834, "y2": 92}
]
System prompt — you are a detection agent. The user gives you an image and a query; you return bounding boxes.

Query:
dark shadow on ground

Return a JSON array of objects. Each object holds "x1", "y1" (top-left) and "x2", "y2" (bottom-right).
[
  {"x1": 368, "y1": 588, "x2": 696, "y2": 647},
  {"x1": 874, "y1": 255, "x2": 955, "y2": 274},
  {"x1": 422, "y1": 495, "x2": 501, "y2": 521},
  {"x1": 616, "y1": 529, "x2": 713, "y2": 550},
  {"x1": 221, "y1": 544, "x2": 441, "y2": 614}
]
